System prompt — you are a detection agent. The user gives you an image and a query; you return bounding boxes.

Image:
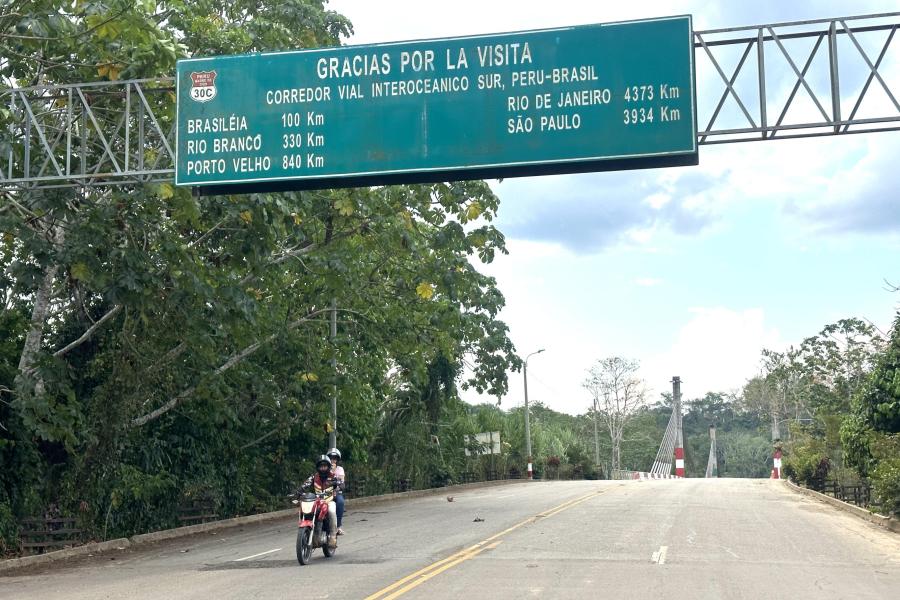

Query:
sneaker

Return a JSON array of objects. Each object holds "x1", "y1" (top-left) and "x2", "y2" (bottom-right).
[{"x1": 337, "y1": 527, "x2": 345, "y2": 536}]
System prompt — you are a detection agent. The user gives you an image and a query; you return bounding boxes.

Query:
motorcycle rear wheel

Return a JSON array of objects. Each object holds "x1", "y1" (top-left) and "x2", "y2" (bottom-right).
[
  {"x1": 322, "y1": 537, "x2": 335, "y2": 558},
  {"x1": 296, "y1": 528, "x2": 312, "y2": 565}
]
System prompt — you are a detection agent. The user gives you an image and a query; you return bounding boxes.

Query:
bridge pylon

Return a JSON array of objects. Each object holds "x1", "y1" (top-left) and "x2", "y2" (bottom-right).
[{"x1": 705, "y1": 425, "x2": 719, "y2": 478}]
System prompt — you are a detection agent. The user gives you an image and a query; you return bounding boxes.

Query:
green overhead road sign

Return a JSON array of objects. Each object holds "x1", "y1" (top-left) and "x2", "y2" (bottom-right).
[{"x1": 176, "y1": 15, "x2": 697, "y2": 192}]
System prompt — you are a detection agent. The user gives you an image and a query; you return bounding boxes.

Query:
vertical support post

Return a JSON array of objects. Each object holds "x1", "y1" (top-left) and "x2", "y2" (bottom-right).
[
  {"x1": 592, "y1": 396, "x2": 601, "y2": 477},
  {"x1": 673, "y1": 376, "x2": 685, "y2": 478},
  {"x1": 828, "y1": 20, "x2": 841, "y2": 133},
  {"x1": 329, "y1": 298, "x2": 337, "y2": 449},
  {"x1": 772, "y1": 446, "x2": 783, "y2": 479},
  {"x1": 65, "y1": 88, "x2": 73, "y2": 176},
  {"x1": 22, "y1": 94, "x2": 30, "y2": 179},
  {"x1": 757, "y1": 28, "x2": 768, "y2": 139},
  {"x1": 80, "y1": 102, "x2": 87, "y2": 177},
  {"x1": 137, "y1": 94, "x2": 144, "y2": 172},
  {"x1": 524, "y1": 360, "x2": 532, "y2": 480},
  {"x1": 124, "y1": 83, "x2": 131, "y2": 172},
  {"x1": 8, "y1": 93, "x2": 15, "y2": 180}
]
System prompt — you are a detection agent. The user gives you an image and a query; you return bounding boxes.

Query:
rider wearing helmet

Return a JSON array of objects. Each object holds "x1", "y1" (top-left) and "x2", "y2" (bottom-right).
[
  {"x1": 301, "y1": 455, "x2": 339, "y2": 548},
  {"x1": 327, "y1": 448, "x2": 345, "y2": 535}
]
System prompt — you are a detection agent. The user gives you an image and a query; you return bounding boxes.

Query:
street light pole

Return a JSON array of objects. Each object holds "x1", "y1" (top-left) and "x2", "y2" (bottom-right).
[{"x1": 523, "y1": 348, "x2": 544, "y2": 480}]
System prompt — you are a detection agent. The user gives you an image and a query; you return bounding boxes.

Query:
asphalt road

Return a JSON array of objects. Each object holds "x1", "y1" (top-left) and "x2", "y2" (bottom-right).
[{"x1": 2, "y1": 479, "x2": 899, "y2": 599}]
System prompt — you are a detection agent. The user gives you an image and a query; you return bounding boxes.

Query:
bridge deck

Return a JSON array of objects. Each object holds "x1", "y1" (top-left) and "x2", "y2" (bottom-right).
[{"x1": 2, "y1": 479, "x2": 898, "y2": 599}]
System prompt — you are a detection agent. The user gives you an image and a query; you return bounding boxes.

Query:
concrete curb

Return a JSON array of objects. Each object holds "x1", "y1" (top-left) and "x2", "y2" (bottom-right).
[
  {"x1": 782, "y1": 479, "x2": 900, "y2": 534},
  {"x1": 0, "y1": 538, "x2": 131, "y2": 573},
  {"x1": 128, "y1": 509, "x2": 297, "y2": 545},
  {"x1": 1, "y1": 479, "x2": 529, "y2": 574}
]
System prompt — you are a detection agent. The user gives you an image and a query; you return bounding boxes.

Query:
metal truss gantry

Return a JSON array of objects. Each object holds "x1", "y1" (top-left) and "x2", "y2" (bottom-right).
[
  {"x1": 694, "y1": 12, "x2": 900, "y2": 143},
  {"x1": 1, "y1": 12, "x2": 898, "y2": 191}
]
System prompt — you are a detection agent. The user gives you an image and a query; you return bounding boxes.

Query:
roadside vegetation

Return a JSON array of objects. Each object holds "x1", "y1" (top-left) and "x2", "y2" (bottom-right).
[{"x1": 756, "y1": 316, "x2": 900, "y2": 517}]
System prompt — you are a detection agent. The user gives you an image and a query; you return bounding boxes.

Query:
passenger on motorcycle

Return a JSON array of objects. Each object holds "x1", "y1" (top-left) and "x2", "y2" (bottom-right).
[
  {"x1": 327, "y1": 448, "x2": 345, "y2": 535},
  {"x1": 300, "y1": 455, "x2": 340, "y2": 548}
]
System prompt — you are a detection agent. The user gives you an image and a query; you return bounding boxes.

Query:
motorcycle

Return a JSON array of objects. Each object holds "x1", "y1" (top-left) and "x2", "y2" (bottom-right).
[{"x1": 291, "y1": 486, "x2": 337, "y2": 565}]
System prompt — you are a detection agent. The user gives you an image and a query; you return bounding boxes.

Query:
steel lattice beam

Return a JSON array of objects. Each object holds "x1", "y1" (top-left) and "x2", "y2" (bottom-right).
[
  {"x1": 694, "y1": 12, "x2": 900, "y2": 143},
  {"x1": 1, "y1": 79, "x2": 176, "y2": 191},
  {"x1": 1, "y1": 12, "x2": 898, "y2": 191}
]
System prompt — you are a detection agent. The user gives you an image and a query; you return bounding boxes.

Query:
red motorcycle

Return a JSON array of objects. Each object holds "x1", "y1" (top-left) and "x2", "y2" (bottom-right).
[{"x1": 291, "y1": 486, "x2": 336, "y2": 565}]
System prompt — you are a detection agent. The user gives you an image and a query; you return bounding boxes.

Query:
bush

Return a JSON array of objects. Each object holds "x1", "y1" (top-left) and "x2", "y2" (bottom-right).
[
  {"x1": 783, "y1": 428, "x2": 828, "y2": 487},
  {"x1": 841, "y1": 413, "x2": 875, "y2": 476},
  {"x1": 105, "y1": 466, "x2": 178, "y2": 537},
  {"x1": 0, "y1": 500, "x2": 18, "y2": 557},
  {"x1": 870, "y1": 458, "x2": 900, "y2": 516}
]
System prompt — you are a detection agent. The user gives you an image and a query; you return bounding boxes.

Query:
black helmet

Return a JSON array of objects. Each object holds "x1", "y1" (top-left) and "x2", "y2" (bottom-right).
[
  {"x1": 326, "y1": 447, "x2": 341, "y2": 460},
  {"x1": 316, "y1": 455, "x2": 331, "y2": 472}
]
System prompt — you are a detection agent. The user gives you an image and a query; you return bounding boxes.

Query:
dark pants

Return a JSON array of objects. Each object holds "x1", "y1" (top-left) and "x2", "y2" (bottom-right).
[{"x1": 335, "y1": 493, "x2": 344, "y2": 527}]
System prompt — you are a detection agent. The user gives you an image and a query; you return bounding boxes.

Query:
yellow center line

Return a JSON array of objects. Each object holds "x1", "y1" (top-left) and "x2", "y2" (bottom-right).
[
  {"x1": 364, "y1": 488, "x2": 609, "y2": 600},
  {"x1": 378, "y1": 541, "x2": 503, "y2": 600}
]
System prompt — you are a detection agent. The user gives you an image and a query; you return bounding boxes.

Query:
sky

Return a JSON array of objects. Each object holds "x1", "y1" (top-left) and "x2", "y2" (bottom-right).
[{"x1": 327, "y1": 0, "x2": 900, "y2": 415}]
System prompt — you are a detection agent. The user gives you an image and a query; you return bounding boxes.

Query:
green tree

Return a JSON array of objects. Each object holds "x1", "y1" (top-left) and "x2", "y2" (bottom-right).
[
  {"x1": 582, "y1": 357, "x2": 647, "y2": 472},
  {"x1": 0, "y1": 1, "x2": 520, "y2": 553},
  {"x1": 842, "y1": 314, "x2": 900, "y2": 477}
]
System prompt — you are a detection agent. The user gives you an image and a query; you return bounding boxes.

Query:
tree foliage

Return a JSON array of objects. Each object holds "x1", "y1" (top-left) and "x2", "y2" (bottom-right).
[
  {"x1": 841, "y1": 314, "x2": 900, "y2": 482},
  {"x1": 0, "y1": 1, "x2": 520, "y2": 554},
  {"x1": 739, "y1": 312, "x2": 899, "y2": 514}
]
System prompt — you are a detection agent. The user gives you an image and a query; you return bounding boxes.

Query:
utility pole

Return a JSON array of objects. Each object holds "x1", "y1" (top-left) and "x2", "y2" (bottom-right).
[
  {"x1": 329, "y1": 298, "x2": 337, "y2": 449},
  {"x1": 673, "y1": 376, "x2": 685, "y2": 478},
  {"x1": 523, "y1": 349, "x2": 544, "y2": 480}
]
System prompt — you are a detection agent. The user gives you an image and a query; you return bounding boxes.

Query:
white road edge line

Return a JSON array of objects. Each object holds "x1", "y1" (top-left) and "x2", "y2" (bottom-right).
[
  {"x1": 651, "y1": 545, "x2": 668, "y2": 565},
  {"x1": 234, "y1": 548, "x2": 282, "y2": 562}
]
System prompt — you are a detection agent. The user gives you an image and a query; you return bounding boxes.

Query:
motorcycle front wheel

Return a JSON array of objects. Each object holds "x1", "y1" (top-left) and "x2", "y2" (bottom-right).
[
  {"x1": 296, "y1": 528, "x2": 312, "y2": 565},
  {"x1": 322, "y1": 536, "x2": 335, "y2": 558}
]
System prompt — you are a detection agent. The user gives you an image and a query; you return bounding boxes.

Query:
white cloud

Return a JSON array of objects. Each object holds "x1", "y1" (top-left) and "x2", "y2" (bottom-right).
[
  {"x1": 643, "y1": 307, "x2": 784, "y2": 398},
  {"x1": 634, "y1": 277, "x2": 663, "y2": 287},
  {"x1": 645, "y1": 193, "x2": 671, "y2": 210},
  {"x1": 627, "y1": 227, "x2": 656, "y2": 245}
]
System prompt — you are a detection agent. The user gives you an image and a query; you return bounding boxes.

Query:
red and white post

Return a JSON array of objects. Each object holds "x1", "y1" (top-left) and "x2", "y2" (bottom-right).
[
  {"x1": 674, "y1": 447, "x2": 685, "y2": 478},
  {"x1": 673, "y1": 376, "x2": 685, "y2": 478},
  {"x1": 527, "y1": 456, "x2": 533, "y2": 480},
  {"x1": 771, "y1": 448, "x2": 782, "y2": 479}
]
